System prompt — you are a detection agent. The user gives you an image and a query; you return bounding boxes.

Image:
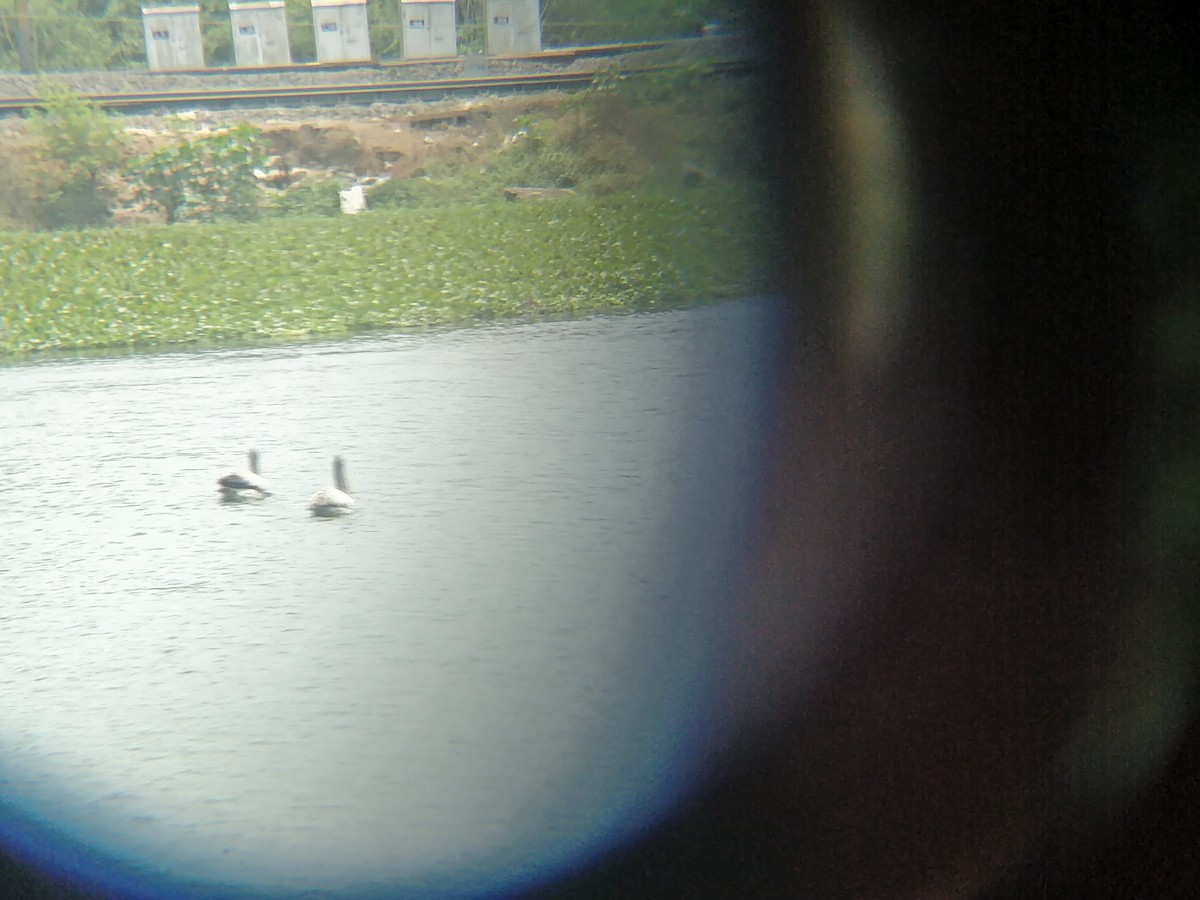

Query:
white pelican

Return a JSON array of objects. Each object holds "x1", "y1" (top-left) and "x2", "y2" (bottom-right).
[
  {"x1": 308, "y1": 456, "x2": 355, "y2": 517},
  {"x1": 217, "y1": 449, "x2": 271, "y2": 500}
]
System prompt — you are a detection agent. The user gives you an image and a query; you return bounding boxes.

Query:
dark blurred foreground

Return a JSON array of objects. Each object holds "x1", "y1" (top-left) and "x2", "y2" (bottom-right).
[{"x1": 533, "y1": 2, "x2": 1199, "y2": 898}]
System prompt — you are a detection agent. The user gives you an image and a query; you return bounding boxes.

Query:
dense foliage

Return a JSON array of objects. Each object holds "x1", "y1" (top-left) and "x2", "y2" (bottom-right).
[
  {"x1": 0, "y1": 45, "x2": 766, "y2": 358},
  {"x1": 368, "y1": 62, "x2": 759, "y2": 207},
  {"x1": 0, "y1": 0, "x2": 742, "y2": 71},
  {"x1": 1, "y1": 56, "x2": 760, "y2": 225},
  {"x1": 0, "y1": 189, "x2": 763, "y2": 355},
  {"x1": 0, "y1": 0, "x2": 145, "y2": 71},
  {"x1": 0, "y1": 83, "x2": 126, "y2": 229},
  {"x1": 125, "y1": 123, "x2": 267, "y2": 223}
]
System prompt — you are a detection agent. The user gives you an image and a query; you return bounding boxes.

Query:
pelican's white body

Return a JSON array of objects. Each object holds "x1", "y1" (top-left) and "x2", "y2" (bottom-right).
[
  {"x1": 217, "y1": 449, "x2": 270, "y2": 500},
  {"x1": 309, "y1": 456, "x2": 354, "y2": 517}
]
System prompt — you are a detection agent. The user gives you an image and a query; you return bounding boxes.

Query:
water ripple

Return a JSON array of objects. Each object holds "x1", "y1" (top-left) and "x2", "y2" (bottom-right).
[{"x1": 0, "y1": 300, "x2": 776, "y2": 897}]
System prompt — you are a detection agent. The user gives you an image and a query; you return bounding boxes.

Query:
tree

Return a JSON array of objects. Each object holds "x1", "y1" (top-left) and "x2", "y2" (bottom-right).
[
  {"x1": 25, "y1": 83, "x2": 126, "y2": 227},
  {"x1": 15, "y1": 0, "x2": 34, "y2": 71},
  {"x1": 538, "y1": 0, "x2": 736, "y2": 45},
  {"x1": 2, "y1": 0, "x2": 100, "y2": 71}
]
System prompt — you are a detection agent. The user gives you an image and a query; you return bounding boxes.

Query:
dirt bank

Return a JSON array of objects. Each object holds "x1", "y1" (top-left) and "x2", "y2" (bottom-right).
[
  {"x1": 0, "y1": 36, "x2": 751, "y2": 224},
  {"x1": 113, "y1": 92, "x2": 567, "y2": 180}
]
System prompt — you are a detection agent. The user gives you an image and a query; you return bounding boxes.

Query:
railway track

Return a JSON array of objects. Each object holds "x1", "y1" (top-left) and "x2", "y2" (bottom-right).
[
  {"x1": 0, "y1": 40, "x2": 752, "y2": 117},
  {"x1": 0, "y1": 70, "x2": 599, "y2": 116}
]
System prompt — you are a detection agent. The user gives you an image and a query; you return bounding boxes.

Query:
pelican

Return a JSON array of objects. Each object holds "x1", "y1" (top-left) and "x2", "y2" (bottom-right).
[
  {"x1": 308, "y1": 456, "x2": 354, "y2": 517},
  {"x1": 217, "y1": 449, "x2": 271, "y2": 500}
]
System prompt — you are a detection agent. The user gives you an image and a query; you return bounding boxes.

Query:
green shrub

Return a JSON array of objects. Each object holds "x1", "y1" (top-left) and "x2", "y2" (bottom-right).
[
  {"x1": 126, "y1": 124, "x2": 268, "y2": 224},
  {"x1": 22, "y1": 85, "x2": 127, "y2": 229},
  {"x1": 266, "y1": 180, "x2": 344, "y2": 218},
  {"x1": 362, "y1": 61, "x2": 759, "y2": 210}
]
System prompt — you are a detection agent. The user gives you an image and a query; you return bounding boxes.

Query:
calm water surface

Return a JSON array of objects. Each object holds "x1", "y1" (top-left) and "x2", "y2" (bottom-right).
[{"x1": 0, "y1": 300, "x2": 775, "y2": 898}]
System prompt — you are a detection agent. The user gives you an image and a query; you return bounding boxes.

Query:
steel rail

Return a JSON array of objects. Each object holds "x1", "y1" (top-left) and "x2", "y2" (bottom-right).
[{"x1": 0, "y1": 56, "x2": 751, "y2": 116}]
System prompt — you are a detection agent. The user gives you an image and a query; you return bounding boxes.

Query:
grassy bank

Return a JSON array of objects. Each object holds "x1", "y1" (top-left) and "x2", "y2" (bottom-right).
[{"x1": 0, "y1": 188, "x2": 765, "y2": 358}]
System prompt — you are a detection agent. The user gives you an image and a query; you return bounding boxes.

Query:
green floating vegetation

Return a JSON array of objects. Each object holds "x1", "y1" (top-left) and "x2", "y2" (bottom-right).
[{"x1": 0, "y1": 188, "x2": 766, "y2": 358}]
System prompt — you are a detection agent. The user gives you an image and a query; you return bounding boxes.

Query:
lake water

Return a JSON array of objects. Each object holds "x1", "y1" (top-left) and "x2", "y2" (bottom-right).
[{"x1": 0, "y1": 300, "x2": 777, "y2": 899}]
